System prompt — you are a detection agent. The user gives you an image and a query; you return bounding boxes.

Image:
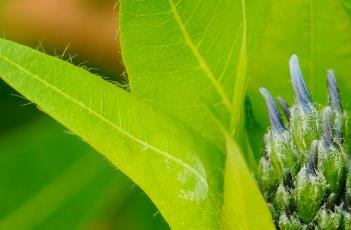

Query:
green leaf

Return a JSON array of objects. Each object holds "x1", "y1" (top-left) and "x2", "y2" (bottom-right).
[
  {"x1": 119, "y1": 3, "x2": 274, "y2": 228},
  {"x1": 221, "y1": 135, "x2": 275, "y2": 230},
  {"x1": 246, "y1": 0, "x2": 351, "y2": 151},
  {"x1": 120, "y1": 0, "x2": 271, "y2": 148},
  {"x1": 0, "y1": 38, "x2": 223, "y2": 230}
]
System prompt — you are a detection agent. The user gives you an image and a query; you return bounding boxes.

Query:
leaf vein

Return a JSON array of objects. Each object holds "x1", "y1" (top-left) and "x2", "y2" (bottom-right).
[
  {"x1": 168, "y1": 0, "x2": 232, "y2": 112},
  {"x1": 0, "y1": 53, "x2": 208, "y2": 189},
  {"x1": 230, "y1": 0, "x2": 248, "y2": 135}
]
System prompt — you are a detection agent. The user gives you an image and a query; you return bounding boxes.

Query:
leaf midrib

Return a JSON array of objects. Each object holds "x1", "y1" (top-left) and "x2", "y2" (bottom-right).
[
  {"x1": 168, "y1": 0, "x2": 250, "y2": 137},
  {"x1": 168, "y1": 0, "x2": 232, "y2": 112},
  {"x1": 0, "y1": 53, "x2": 208, "y2": 189},
  {"x1": 230, "y1": 0, "x2": 248, "y2": 135}
]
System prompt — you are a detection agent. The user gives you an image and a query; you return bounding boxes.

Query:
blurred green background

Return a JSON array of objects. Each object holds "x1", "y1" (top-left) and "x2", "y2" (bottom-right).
[{"x1": 0, "y1": 0, "x2": 169, "y2": 229}]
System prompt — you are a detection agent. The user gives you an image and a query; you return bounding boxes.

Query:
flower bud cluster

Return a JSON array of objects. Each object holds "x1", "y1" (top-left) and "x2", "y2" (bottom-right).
[{"x1": 257, "y1": 55, "x2": 350, "y2": 229}]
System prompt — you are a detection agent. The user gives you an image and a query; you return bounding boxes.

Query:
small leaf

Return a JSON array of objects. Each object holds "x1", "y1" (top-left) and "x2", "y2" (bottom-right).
[
  {"x1": 221, "y1": 135, "x2": 275, "y2": 230},
  {"x1": 0, "y1": 38, "x2": 223, "y2": 230}
]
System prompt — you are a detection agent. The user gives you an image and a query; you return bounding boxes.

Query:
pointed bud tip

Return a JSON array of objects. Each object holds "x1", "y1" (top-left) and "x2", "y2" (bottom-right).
[
  {"x1": 289, "y1": 54, "x2": 313, "y2": 112},
  {"x1": 327, "y1": 69, "x2": 343, "y2": 113},
  {"x1": 327, "y1": 69, "x2": 335, "y2": 78},
  {"x1": 289, "y1": 54, "x2": 299, "y2": 66},
  {"x1": 259, "y1": 87, "x2": 268, "y2": 96},
  {"x1": 259, "y1": 87, "x2": 285, "y2": 132}
]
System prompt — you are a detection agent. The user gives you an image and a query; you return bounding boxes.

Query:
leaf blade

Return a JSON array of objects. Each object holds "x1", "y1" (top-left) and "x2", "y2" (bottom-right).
[
  {"x1": 0, "y1": 38, "x2": 223, "y2": 230},
  {"x1": 222, "y1": 135, "x2": 275, "y2": 230},
  {"x1": 167, "y1": 0, "x2": 232, "y2": 111},
  {"x1": 120, "y1": 0, "x2": 272, "y2": 148}
]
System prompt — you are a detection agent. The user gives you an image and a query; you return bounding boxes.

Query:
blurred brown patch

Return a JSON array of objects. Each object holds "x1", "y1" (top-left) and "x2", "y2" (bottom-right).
[{"x1": 0, "y1": 0, "x2": 121, "y2": 77}]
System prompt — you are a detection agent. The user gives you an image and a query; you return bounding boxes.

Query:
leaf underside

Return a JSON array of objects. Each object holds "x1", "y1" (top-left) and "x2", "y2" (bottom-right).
[{"x1": 0, "y1": 39, "x2": 223, "y2": 230}]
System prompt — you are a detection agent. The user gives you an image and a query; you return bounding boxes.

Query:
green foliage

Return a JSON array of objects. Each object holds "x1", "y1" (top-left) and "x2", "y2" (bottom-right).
[
  {"x1": 0, "y1": 117, "x2": 168, "y2": 230},
  {"x1": 0, "y1": 38, "x2": 227, "y2": 229},
  {"x1": 0, "y1": 82, "x2": 38, "y2": 132},
  {"x1": 2, "y1": 0, "x2": 351, "y2": 229},
  {"x1": 120, "y1": 0, "x2": 271, "y2": 150},
  {"x1": 222, "y1": 135, "x2": 274, "y2": 230},
  {"x1": 119, "y1": 1, "x2": 274, "y2": 227}
]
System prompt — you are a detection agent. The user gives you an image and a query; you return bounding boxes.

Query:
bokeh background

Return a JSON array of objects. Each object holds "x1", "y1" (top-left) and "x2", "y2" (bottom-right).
[{"x1": 0, "y1": 0, "x2": 169, "y2": 229}]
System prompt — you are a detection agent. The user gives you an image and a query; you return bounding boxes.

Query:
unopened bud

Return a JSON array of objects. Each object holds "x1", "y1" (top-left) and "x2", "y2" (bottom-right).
[
  {"x1": 306, "y1": 141, "x2": 318, "y2": 176},
  {"x1": 260, "y1": 88, "x2": 286, "y2": 133},
  {"x1": 268, "y1": 203, "x2": 280, "y2": 223},
  {"x1": 289, "y1": 55, "x2": 320, "y2": 153},
  {"x1": 346, "y1": 167, "x2": 351, "y2": 191},
  {"x1": 289, "y1": 55, "x2": 313, "y2": 112},
  {"x1": 327, "y1": 70, "x2": 345, "y2": 145},
  {"x1": 327, "y1": 70, "x2": 343, "y2": 114},
  {"x1": 343, "y1": 211, "x2": 351, "y2": 230},
  {"x1": 322, "y1": 107, "x2": 333, "y2": 148},
  {"x1": 318, "y1": 108, "x2": 346, "y2": 194},
  {"x1": 257, "y1": 151, "x2": 280, "y2": 194},
  {"x1": 343, "y1": 193, "x2": 351, "y2": 229},
  {"x1": 260, "y1": 88, "x2": 300, "y2": 175},
  {"x1": 274, "y1": 183, "x2": 291, "y2": 212},
  {"x1": 316, "y1": 205, "x2": 342, "y2": 229},
  {"x1": 278, "y1": 212, "x2": 303, "y2": 229},
  {"x1": 326, "y1": 193, "x2": 337, "y2": 208},
  {"x1": 295, "y1": 149, "x2": 326, "y2": 223}
]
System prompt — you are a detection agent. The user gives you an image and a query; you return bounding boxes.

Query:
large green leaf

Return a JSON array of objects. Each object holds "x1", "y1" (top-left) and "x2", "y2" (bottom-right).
[
  {"x1": 120, "y1": 2, "x2": 275, "y2": 228},
  {"x1": 246, "y1": 0, "x2": 351, "y2": 152},
  {"x1": 221, "y1": 135, "x2": 274, "y2": 230},
  {"x1": 0, "y1": 38, "x2": 223, "y2": 230},
  {"x1": 120, "y1": 0, "x2": 271, "y2": 148}
]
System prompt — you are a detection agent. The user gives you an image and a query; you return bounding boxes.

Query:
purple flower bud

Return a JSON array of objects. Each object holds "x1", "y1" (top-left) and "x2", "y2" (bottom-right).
[
  {"x1": 260, "y1": 87, "x2": 286, "y2": 133},
  {"x1": 327, "y1": 69, "x2": 343, "y2": 113},
  {"x1": 289, "y1": 55, "x2": 314, "y2": 113},
  {"x1": 322, "y1": 107, "x2": 333, "y2": 148},
  {"x1": 335, "y1": 118, "x2": 344, "y2": 145},
  {"x1": 306, "y1": 140, "x2": 318, "y2": 176}
]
